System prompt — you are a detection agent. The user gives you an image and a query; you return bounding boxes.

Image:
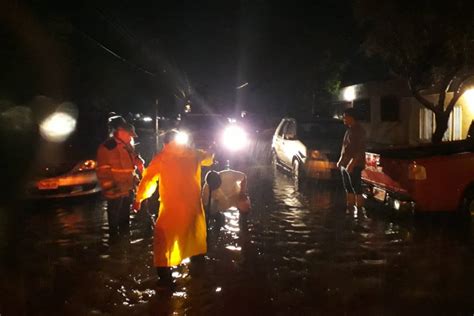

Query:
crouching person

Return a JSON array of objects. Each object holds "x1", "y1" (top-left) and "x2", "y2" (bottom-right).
[{"x1": 202, "y1": 169, "x2": 250, "y2": 216}]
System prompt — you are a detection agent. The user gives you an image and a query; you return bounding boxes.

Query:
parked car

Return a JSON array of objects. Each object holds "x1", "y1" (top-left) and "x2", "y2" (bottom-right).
[
  {"x1": 26, "y1": 128, "x2": 101, "y2": 199},
  {"x1": 362, "y1": 125, "x2": 474, "y2": 215},
  {"x1": 271, "y1": 117, "x2": 346, "y2": 184}
]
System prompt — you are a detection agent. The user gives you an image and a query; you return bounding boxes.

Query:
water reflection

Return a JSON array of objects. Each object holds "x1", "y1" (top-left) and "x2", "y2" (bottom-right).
[{"x1": 1, "y1": 166, "x2": 474, "y2": 314}]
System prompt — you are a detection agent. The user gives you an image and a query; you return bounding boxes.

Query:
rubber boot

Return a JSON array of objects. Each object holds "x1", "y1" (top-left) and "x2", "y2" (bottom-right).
[{"x1": 346, "y1": 193, "x2": 356, "y2": 211}]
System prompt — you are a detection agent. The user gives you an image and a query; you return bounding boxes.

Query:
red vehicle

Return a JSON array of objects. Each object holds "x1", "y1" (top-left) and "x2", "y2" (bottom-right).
[{"x1": 362, "y1": 128, "x2": 474, "y2": 216}]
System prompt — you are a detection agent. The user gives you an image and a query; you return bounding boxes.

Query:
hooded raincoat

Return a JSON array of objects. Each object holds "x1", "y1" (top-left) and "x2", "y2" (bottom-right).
[{"x1": 135, "y1": 142, "x2": 213, "y2": 267}]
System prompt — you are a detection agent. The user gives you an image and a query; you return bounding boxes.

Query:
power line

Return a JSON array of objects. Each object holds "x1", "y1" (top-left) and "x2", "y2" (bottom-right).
[
  {"x1": 76, "y1": 27, "x2": 156, "y2": 77},
  {"x1": 94, "y1": 6, "x2": 138, "y2": 45}
]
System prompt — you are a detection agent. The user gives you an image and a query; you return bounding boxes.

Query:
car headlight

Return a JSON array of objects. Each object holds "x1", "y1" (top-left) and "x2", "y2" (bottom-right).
[
  {"x1": 72, "y1": 160, "x2": 97, "y2": 173},
  {"x1": 222, "y1": 125, "x2": 248, "y2": 151},
  {"x1": 175, "y1": 131, "x2": 189, "y2": 145}
]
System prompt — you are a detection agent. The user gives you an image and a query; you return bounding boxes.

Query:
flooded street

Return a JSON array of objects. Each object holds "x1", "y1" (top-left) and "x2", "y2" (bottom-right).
[{"x1": 1, "y1": 164, "x2": 474, "y2": 315}]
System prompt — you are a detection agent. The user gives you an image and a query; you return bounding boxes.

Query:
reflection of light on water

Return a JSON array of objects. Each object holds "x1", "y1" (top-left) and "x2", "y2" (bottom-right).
[
  {"x1": 224, "y1": 224, "x2": 240, "y2": 232},
  {"x1": 309, "y1": 190, "x2": 333, "y2": 210},
  {"x1": 57, "y1": 209, "x2": 84, "y2": 234},
  {"x1": 225, "y1": 245, "x2": 242, "y2": 252},
  {"x1": 182, "y1": 258, "x2": 191, "y2": 264},
  {"x1": 384, "y1": 223, "x2": 400, "y2": 236},
  {"x1": 221, "y1": 210, "x2": 241, "y2": 242},
  {"x1": 173, "y1": 291, "x2": 187, "y2": 298},
  {"x1": 130, "y1": 238, "x2": 144, "y2": 244},
  {"x1": 282, "y1": 196, "x2": 303, "y2": 208},
  {"x1": 172, "y1": 271, "x2": 183, "y2": 278}
]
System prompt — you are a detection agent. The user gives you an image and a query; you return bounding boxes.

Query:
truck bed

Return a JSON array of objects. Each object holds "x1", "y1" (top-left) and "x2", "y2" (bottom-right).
[{"x1": 374, "y1": 139, "x2": 473, "y2": 159}]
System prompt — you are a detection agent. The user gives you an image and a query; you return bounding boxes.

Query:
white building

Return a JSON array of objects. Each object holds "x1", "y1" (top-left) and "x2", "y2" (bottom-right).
[{"x1": 336, "y1": 80, "x2": 474, "y2": 147}]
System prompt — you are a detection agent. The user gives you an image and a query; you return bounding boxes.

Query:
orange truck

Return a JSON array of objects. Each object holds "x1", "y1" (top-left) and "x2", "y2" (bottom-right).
[{"x1": 362, "y1": 127, "x2": 474, "y2": 215}]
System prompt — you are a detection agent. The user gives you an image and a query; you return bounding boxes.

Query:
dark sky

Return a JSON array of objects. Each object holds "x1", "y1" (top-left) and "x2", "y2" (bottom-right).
[{"x1": 0, "y1": 0, "x2": 382, "y2": 116}]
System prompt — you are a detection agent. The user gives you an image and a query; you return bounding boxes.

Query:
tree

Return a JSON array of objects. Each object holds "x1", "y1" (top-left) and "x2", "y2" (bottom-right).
[
  {"x1": 354, "y1": 0, "x2": 474, "y2": 142},
  {"x1": 309, "y1": 51, "x2": 347, "y2": 116}
]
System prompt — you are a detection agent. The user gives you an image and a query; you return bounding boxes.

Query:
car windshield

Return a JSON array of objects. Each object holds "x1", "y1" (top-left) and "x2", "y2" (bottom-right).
[
  {"x1": 180, "y1": 115, "x2": 227, "y2": 131},
  {"x1": 297, "y1": 121, "x2": 346, "y2": 140}
]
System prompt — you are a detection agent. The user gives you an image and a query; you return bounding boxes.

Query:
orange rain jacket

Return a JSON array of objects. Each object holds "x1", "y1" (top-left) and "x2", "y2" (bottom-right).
[
  {"x1": 96, "y1": 138, "x2": 138, "y2": 199},
  {"x1": 135, "y1": 142, "x2": 213, "y2": 267}
]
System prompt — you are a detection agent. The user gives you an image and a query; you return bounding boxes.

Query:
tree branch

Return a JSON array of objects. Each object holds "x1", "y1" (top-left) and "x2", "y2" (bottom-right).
[
  {"x1": 439, "y1": 67, "x2": 461, "y2": 110},
  {"x1": 408, "y1": 78, "x2": 437, "y2": 113},
  {"x1": 446, "y1": 73, "x2": 474, "y2": 114}
]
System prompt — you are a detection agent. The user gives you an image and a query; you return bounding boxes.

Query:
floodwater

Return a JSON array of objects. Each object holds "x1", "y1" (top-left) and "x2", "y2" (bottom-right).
[{"x1": 1, "y1": 165, "x2": 474, "y2": 315}]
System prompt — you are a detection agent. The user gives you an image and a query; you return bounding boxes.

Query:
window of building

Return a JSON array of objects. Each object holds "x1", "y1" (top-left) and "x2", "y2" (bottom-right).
[
  {"x1": 353, "y1": 98, "x2": 371, "y2": 121},
  {"x1": 380, "y1": 95, "x2": 400, "y2": 122},
  {"x1": 443, "y1": 106, "x2": 463, "y2": 141},
  {"x1": 419, "y1": 106, "x2": 462, "y2": 142},
  {"x1": 419, "y1": 108, "x2": 434, "y2": 141}
]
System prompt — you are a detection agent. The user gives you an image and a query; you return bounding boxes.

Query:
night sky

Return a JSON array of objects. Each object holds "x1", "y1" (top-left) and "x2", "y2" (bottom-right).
[{"x1": 0, "y1": 0, "x2": 384, "y2": 117}]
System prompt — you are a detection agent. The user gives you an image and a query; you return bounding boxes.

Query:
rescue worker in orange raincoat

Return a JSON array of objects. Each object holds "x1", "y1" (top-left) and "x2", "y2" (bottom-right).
[
  {"x1": 133, "y1": 130, "x2": 213, "y2": 284},
  {"x1": 97, "y1": 120, "x2": 141, "y2": 237}
]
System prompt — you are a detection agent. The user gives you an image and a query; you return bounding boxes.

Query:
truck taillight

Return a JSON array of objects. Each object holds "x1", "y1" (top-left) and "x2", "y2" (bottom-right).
[{"x1": 408, "y1": 162, "x2": 427, "y2": 180}]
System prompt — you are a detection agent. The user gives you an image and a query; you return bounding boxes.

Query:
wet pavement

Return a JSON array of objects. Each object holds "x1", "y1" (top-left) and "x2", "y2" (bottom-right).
[{"x1": 1, "y1": 163, "x2": 474, "y2": 315}]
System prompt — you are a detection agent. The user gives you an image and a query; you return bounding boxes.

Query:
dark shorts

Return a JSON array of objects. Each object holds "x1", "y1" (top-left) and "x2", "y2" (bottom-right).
[{"x1": 341, "y1": 167, "x2": 363, "y2": 194}]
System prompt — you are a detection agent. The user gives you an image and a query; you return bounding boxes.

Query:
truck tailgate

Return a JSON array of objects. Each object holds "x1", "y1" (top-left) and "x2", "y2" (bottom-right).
[{"x1": 362, "y1": 152, "x2": 410, "y2": 195}]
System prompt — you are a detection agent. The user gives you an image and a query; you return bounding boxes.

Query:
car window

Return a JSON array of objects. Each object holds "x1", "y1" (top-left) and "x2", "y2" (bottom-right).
[
  {"x1": 297, "y1": 121, "x2": 345, "y2": 140},
  {"x1": 277, "y1": 121, "x2": 287, "y2": 137},
  {"x1": 284, "y1": 121, "x2": 297, "y2": 139}
]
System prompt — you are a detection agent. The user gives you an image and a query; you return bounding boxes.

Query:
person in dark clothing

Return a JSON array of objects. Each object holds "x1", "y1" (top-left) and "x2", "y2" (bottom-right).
[{"x1": 337, "y1": 108, "x2": 367, "y2": 211}]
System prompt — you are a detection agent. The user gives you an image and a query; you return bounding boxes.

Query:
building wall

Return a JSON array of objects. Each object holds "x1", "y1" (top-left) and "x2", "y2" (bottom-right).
[{"x1": 338, "y1": 80, "x2": 474, "y2": 147}]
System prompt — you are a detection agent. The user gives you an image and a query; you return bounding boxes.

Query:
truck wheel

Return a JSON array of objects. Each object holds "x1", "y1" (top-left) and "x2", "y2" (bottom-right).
[
  {"x1": 461, "y1": 189, "x2": 474, "y2": 218},
  {"x1": 292, "y1": 159, "x2": 305, "y2": 188}
]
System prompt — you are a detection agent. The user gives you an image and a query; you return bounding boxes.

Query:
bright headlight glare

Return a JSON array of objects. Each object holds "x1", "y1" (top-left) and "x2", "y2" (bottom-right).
[
  {"x1": 175, "y1": 131, "x2": 189, "y2": 145},
  {"x1": 40, "y1": 111, "x2": 77, "y2": 142},
  {"x1": 222, "y1": 125, "x2": 248, "y2": 151}
]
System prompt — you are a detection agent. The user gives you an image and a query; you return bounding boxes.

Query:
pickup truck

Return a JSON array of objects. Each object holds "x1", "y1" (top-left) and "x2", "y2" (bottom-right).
[{"x1": 362, "y1": 126, "x2": 474, "y2": 216}]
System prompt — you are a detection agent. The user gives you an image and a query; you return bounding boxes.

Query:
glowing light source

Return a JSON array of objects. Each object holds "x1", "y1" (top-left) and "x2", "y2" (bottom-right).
[
  {"x1": 72, "y1": 160, "x2": 97, "y2": 173},
  {"x1": 222, "y1": 125, "x2": 248, "y2": 151},
  {"x1": 175, "y1": 131, "x2": 189, "y2": 145},
  {"x1": 463, "y1": 89, "x2": 474, "y2": 113},
  {"x1": 142, "y1": 116, "x2": 153, "y2": 122},
  {"x1": 40, "y1": 112, "x2": 76, "y2": 142},
  {"x1": 343, "y1": 86, "x2": 356, "y2": 102}
]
